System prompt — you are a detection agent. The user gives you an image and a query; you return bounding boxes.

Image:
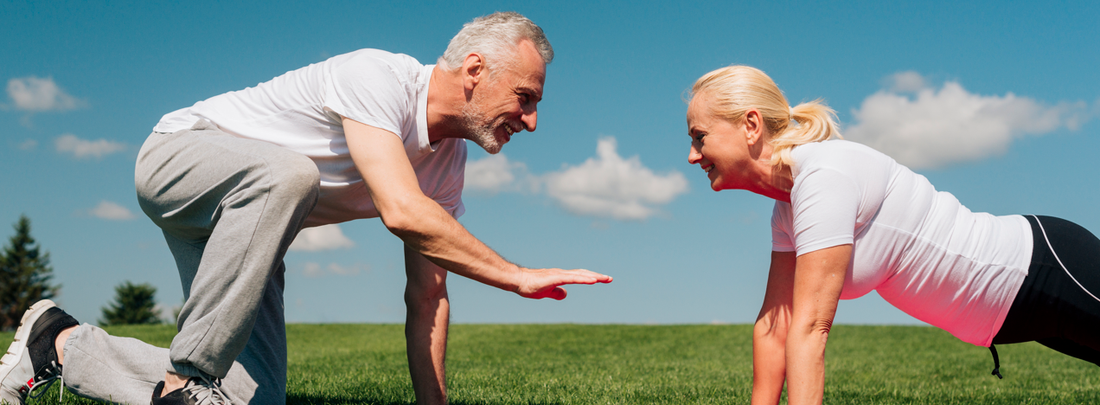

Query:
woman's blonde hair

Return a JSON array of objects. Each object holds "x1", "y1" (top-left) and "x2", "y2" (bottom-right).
[{"x1": 690, "y1": 65, "x2": 841, "y2": 168}]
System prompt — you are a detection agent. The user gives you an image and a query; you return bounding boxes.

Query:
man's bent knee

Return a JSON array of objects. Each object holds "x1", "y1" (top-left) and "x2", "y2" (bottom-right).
[{"x1": 266, "y1": 153, "x2": 320, "y2": 205}]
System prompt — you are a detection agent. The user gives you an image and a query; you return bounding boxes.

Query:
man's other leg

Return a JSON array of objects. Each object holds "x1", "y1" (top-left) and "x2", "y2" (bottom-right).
[{"x1": 63, "y1": 318, "x2": 282, "y2": 405}]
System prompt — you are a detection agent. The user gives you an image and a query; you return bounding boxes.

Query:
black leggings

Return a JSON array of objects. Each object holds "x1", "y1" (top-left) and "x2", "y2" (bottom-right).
[{"x1": 992, "y1": 215, "x2": 1100, "y2": 366}]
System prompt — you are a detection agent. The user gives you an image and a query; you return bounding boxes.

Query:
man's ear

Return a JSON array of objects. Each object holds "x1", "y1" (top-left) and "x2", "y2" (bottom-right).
[{"x1": 462, "y1": 53, "x2": 485, "y2": 91}]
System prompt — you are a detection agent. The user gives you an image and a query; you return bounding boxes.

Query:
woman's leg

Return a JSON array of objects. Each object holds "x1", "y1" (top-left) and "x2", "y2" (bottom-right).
[{"x1": 993, "y1": 215, "x2": 1100, "y2": 365}]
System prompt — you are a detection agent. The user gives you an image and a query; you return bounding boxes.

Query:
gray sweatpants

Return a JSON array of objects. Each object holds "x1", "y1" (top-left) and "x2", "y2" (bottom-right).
[{"x1": 62, "y1": 120, "x2": 320, "y2": 404}]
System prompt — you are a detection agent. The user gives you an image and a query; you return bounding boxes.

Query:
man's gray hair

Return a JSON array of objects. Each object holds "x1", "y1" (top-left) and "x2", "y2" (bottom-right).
[{"x1": 438, "y1": 12, "x2": 554, "y2": 71}]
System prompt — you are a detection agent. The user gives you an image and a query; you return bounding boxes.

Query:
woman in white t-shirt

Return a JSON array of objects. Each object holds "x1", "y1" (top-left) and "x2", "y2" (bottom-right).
[{"x1": 685, "y1": 65, "x2": 1100, "y2": 405}]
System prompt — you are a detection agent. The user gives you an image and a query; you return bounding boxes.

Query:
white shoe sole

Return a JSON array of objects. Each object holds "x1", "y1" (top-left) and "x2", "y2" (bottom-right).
[{"x1": 0, "y1": 299, "x2": 59, "y2": 387}]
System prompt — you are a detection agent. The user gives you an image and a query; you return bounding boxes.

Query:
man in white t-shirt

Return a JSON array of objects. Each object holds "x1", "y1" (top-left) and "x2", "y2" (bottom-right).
[{"x1": 0, "y1": 12, "x2": 611, "y2": 405}]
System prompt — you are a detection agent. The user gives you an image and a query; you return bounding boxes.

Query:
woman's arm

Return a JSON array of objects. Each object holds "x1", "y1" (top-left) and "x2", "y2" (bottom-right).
[
  {"x1": 785, "y1": 244, "x2": 850, "y2": 405},
  {"x1": 752, "y1": 251, "x2": 797, "y2": 405}
]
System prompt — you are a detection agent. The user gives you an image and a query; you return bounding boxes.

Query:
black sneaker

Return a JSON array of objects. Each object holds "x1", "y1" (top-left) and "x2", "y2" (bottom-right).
[
  {"x1": 0, "y1": 299, "x2": 79, "y2": 404},
  {"x1": 151, "y1": 375, "x2": 232, "y2": 405}
]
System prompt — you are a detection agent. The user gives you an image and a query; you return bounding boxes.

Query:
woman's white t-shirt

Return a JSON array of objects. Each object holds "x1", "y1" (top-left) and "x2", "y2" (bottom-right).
[
  {"x1": 771, "y1": 140, "x2": 1032, "y2": 347},
  {"x1": 154, "y1": 49, "x2": 466, "y2": 227}
]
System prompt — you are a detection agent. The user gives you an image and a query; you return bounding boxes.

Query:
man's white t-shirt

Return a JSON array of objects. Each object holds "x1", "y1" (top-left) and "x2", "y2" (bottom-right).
[
  {"x1": 154, "y1": 49, "x2": 467, "y2": 227},
  {"x1": 771, "y1": 140, "x2": 1032, "y2": 347}
]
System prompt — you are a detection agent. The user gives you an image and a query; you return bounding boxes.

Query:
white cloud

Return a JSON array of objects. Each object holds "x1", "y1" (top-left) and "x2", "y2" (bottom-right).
[
  {"x1": 89, "y1": 200, "x2": 136, "y2": 220},
  {"x1": 845, "y1": 71, "x2": 1093, "y2": 169},
  {"x1": 887, "y1": 71, "x2": 927, "y2": 93},
  {"x1": 6, "y1": 76, "x2": 84, "y2": 112},
  {"x1": 289, "y1": 224, "x2": 355, "y2": 252},
  {"x1": 463, "y1": 137, "x2": 689, "y2": 220},
  {"x1": 543, "y1": 137, "x2": 689, "y2": 220},
  {"x1": 299, "y1": 262, "x2": 367, "y2": 278},
  {"x1": 327, "y1": 263, "x2": 366, "y2": 276},
  {"x1": 18, "y1": 139, "x2": 37, "y2": 150},
  {"x1": 55, "y1": 134, "x2": 127, "y2": 159},
  {"x1": 464, "y1": 153, "x2": 538, "y2": 194},
  {"x1": 302, "y1": 262, "x2": 324, "y2": 277}
]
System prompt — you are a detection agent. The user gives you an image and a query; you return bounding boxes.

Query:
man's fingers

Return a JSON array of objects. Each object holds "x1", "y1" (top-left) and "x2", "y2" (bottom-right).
[
  {"x1": 563, "y1": 269, "x2": 613, "y2": 284},
  {"x1": 549, "y1": 274, "x2": 600, "y2": 287}
]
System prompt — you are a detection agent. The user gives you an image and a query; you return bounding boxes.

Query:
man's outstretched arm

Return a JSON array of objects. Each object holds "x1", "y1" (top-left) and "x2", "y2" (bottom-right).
[{"x1": 344, "y1": 117, "x2": 613, "y2": 297}]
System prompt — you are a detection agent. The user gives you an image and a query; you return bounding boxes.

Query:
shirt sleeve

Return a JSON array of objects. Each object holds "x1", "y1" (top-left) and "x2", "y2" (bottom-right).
[
  {"x1": 771, "y1": 201, "x2": 796, "y2": 252},
  {"x1": 788, "y1": 167, "x2": 861, "y2": 256},
  {"x1": 322, "y1": 52, "x2": 410, "y2": 138}
]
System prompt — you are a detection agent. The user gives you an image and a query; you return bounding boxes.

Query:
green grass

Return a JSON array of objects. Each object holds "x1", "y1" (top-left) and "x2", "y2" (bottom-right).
[{"x1": 2, "y1": 324, "x2": 1097, "y2": 404}]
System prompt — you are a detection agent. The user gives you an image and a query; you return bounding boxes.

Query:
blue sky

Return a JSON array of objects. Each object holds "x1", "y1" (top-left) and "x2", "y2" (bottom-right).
[{"x1": 3, "y1": 0, "x2": 1099, "y2": 327}]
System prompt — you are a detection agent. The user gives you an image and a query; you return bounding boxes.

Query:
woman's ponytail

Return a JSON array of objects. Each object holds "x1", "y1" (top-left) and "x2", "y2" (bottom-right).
[{"x1": 770, "y1": 100, "x2": 841, "y2": 168}]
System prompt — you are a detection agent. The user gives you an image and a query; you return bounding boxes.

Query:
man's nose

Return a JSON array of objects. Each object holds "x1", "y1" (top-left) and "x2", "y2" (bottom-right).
[{"x1": 521, "y1": 109, "x2": 537, "y2": 132}]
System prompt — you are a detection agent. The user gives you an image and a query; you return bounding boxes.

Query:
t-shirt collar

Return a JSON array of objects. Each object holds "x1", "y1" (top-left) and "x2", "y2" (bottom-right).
[{"x1": 415, "y1": 64, "x2": 436, "y2": 157}]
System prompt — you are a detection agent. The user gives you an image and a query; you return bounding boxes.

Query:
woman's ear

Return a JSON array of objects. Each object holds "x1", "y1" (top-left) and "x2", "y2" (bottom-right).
[{"x1": 744, "y1": 109, "x2": 763, "y2": 145}]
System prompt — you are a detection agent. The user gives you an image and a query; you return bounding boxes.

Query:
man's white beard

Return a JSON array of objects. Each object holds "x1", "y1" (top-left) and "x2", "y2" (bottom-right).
[{"x1": 460, "y1": 89, "x2": 504, "y2": 154}]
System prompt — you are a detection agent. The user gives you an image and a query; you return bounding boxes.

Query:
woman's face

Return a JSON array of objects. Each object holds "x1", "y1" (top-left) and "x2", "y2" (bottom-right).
[{"x1": 686, "y1": 94, "x2": 753, "y2": 192}]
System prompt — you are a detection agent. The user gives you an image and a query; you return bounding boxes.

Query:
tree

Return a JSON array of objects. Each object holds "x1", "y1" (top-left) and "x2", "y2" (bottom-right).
[
  {"x1": 0, "y1": 215, "x2": 61, "y2": 331},
  {"x1": 99, "y1": 281, "x2": 162, "y2": 326}
]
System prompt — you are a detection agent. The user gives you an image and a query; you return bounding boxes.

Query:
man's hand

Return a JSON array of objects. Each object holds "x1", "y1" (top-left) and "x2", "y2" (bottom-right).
[
  {"x1": 343, "y1": 116, "x2": 614, "y2": 296},
  {"x1": 514, "y1": 268, "x2": 613, "y2": 300}
]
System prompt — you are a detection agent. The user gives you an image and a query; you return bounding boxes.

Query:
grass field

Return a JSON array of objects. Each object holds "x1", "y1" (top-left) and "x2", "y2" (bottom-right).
[{"x1": 2, "y1": 324, "x2": 1098, "y2": 404}]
